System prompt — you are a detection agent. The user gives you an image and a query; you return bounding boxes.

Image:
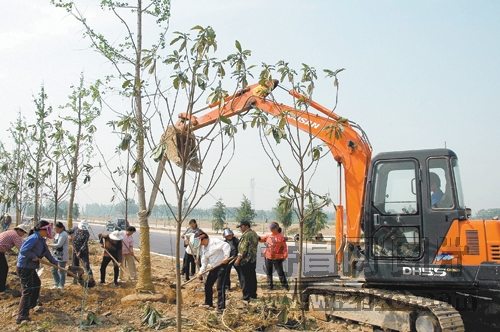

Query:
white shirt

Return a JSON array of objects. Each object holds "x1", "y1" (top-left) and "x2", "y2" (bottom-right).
[
  {"x1": 185, "y1": 233, "x2": 200, "y2": 256},
  {"x1": 199, "y1": 237, "x2": 231, "y2": 274}
]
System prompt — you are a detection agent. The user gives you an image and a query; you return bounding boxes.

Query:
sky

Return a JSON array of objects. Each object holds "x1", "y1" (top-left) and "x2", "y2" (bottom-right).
[{"x1": 1, "y1": 1, "x2": 500, "y2": 216}]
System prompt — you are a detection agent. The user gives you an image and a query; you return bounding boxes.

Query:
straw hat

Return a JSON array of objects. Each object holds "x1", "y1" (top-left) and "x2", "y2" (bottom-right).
[
  {"x1": 14, "y1": 224, "x2": 30, "y2": 234},
  {"x1": 109, "y1": 230, "x2": 124, "y2": 241}
]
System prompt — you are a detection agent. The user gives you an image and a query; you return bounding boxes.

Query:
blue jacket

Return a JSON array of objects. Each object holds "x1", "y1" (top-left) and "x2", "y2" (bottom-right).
[{"x1": 17, "y1": 232, "x2": 57, "y2": 269}]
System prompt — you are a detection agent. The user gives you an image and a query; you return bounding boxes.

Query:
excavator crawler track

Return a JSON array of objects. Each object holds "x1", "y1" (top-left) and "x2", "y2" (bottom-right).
[{"x1": 303, "y1": 286, "x2": 465, "y2": 332}]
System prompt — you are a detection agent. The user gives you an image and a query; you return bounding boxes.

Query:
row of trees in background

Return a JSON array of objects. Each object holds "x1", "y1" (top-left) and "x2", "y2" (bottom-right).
[
  {"x1": 211, "y1": 196, "x2": 331, "y2": 239},
  {"x1": 0, "y1": 76, "x2": 100, "y2": 228}
]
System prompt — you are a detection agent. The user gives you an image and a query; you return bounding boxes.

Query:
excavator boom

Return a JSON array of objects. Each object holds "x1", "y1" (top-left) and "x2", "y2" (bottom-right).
[{"x1": 170, "y1": 80, "x2": 372, "y2": 262}]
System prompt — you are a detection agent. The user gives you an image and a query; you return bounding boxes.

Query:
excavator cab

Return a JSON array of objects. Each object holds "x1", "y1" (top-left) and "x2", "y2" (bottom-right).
[{"x1": 363, "y1": 149, "x2": 468, "y2": 283}]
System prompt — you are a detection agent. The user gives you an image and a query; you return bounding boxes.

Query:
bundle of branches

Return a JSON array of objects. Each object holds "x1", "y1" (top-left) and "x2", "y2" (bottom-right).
[{"x1": 197, "y1": 296, "x2": 303, "y2": 331}]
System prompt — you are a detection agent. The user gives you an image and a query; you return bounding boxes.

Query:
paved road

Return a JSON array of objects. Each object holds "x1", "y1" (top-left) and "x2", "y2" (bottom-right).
[{"x1": 85, "y1": 222, "x2": 337, "y2": 278}]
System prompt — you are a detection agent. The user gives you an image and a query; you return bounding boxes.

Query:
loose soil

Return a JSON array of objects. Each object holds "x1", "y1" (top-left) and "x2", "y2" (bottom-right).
[{"x1": 0, "y1": 239, "x2": 349, "y2": 332}]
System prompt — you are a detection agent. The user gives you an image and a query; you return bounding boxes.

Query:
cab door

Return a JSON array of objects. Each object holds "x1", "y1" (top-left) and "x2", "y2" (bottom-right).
[{"x1": 365, "y1": 159, "x2": 423, "y2": 278}]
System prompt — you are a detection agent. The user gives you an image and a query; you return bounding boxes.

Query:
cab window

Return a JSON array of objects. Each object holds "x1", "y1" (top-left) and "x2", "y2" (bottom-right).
[
  {"x1": 428, "y1": 158, "x2": 453, "y2": 209},
  {"x1": 372, "y1": 160, "x2": 418, "y2": 215}
]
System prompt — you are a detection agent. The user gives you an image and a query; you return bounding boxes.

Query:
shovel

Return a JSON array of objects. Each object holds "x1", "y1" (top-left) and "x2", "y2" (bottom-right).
[
  {"x1": 122, "y1": 240, "x2": 140, "y2": 263},
  {"x1": 70, "y1": 244, "x2": 96, "y2": 288},
  {"x1": 40, "y1": 259, "x2": 95, "y2": 288},
  {"x1": 101, "y1": 238, "x2": 133, "y2": 282},
  {"x1": 170, "y1": 256, "x2": 236, "y2": 288}
]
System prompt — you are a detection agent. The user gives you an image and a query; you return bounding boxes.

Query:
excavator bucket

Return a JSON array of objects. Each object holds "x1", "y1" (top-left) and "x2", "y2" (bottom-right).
[{"x1": 162, "y1": 126, "x2": 202, "y2": 173}]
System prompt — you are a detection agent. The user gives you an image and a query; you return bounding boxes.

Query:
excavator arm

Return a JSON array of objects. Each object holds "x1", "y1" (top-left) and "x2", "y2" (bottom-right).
[{"x1": 168, "y1": 80, "x2": 372, "y2": 264}]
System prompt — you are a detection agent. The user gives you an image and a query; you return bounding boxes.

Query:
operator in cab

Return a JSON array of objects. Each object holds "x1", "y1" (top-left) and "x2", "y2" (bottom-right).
[{"x1": 430, "y1": 172, "x2": 444, "y2": 208}]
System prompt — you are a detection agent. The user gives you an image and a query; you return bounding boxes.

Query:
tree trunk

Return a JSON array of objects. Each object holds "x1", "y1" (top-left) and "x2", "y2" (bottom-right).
[
  {"x1": 53, "y1": 163, "x2": 59, "y2": 223},
  {"x1": 175, "y1": 220, "x2": 182, "y2": 332},
  {"x1": 134, "y1": 0, "x2": 155, "y2": 294},
  {"x1": 67, "y1": 97, "x2": 82, "y2": 229},
  {"x1": 136, "y1": 221, "x2": 154, "y2": 292}
]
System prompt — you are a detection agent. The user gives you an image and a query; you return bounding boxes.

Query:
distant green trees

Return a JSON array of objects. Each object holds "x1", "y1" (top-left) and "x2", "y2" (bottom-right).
[
  {"x1": 474, "y1": 208, "x2": 500, "y2": 220},
  {"x1": 273, "y1": 199, "x2": 293, "y2": 235},
  {"x1": 235, "y1": 195, "x2": 256, "y2": 225},
  {"x1": 211, "y1": 200, "x2": 226, "y2": 233}
]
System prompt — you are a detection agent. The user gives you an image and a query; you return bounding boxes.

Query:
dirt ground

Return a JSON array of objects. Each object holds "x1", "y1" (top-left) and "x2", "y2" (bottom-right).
[{"x1": 0, "y1": 239, "x2": 348, "y2": 332}]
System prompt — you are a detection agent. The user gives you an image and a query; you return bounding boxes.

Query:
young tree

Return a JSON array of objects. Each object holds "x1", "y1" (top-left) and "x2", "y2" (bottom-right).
[
  {"x1": 211, "y1": 199, "x2": 226, "y2": 233},
  {"x1": 25, "y1": 86, "x2": 53, "y2": 223},
  {"x1": 235, "y1": 195, "x2": 257, "y2": 225},
  {"x1": 52, "y1": 4, "x2": 253, "y2": 330},
  {"x1": 303, "y1": 198, "x2": 329, "y2": 240},
  {"x1": 4, "y1": 114, "x2": 32, "y2": 225},
  {"x1": 249, "y1": 63, "x2": 344, "y2": 316},
  {"x1": 44, "y1": 120, "x2": 72, "y2": 224},
  {"x1": 0, "y1": 143, "x2": 14, "y2": 216},
  {"x1": 59, "y1": 75, "x2": 101, "y2": 229},
  {"x1": 148, "y1": 28, "x2": 255, "y2": 329},
  {"x1": 52, "y1": 0, "x2": 170, "y2": 296},
  {"x1": 273, "y1": 198, "x2": 293, "y2": 235}
]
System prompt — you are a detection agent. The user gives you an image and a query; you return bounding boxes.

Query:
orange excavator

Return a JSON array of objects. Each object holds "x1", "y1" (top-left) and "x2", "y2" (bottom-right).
[{"x1": 165, "y1": 80, "x2": 500, "y2": 331}]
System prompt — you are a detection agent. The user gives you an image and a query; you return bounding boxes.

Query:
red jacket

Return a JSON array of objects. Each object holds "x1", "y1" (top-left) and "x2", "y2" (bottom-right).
[{"x1": 260, "y1": 233, "x2": 288, "y2": 260}]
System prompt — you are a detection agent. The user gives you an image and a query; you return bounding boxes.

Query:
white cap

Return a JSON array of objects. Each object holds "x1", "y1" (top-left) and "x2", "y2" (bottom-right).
[
  {"x1": 78, "y1": 220, "x2": 89, "y2": 230},
  {"x1": 109, "y1": 230, "x2": 124, "y2": 241}
]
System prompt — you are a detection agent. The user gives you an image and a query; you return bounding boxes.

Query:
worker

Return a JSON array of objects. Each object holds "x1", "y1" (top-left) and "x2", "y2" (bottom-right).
[
  {"x1": 194, "y1": 231, "x2": 231, "y2": 313},
  {"x1": 98, "y1": 231, "x2": 123, "y2": 287},
  {"x1": 1, "y1": 213, "x2": 12, "y2": 232},
  {"x1": 16, "y1": 220, "x2": 58, "y2": 324},
  {"x1": 119, "y1": 226, "x2": 137, "y2": 280},
  {"x1": 67, "y1": 220, "x2": 93, "y2": 281},
  {"x1": 234, "y1": 220, "x2": 259, "y2": 301},
  {"x1": 430, "y1": 172, "x2": 444, "y2": 208},
  {"x1": 48, "y1": 222, "x2": 69, "y2": 290},
  {"x1": 0, "y1": 224, "x2": 29, "y2": 293},
  {"x1": 181, "y1": 219, "x2": 199, "y2": 282},
  {"x1": 223, "y1": 228, "x2": 241, "y2": 290},
  {"x1": 259, "y1": 222, "x2": 289, "y2": 291}
]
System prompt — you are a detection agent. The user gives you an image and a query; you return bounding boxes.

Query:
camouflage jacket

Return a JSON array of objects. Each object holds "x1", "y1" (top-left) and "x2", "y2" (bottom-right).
[{"x1": 238, "y1": 228, "x2": 259, "y2": 265}]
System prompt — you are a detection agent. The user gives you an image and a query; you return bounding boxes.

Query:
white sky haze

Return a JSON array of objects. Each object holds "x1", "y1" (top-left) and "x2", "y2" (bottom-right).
[{"x1": 1, "y1": 1, "x2": 500, "y2": 215}]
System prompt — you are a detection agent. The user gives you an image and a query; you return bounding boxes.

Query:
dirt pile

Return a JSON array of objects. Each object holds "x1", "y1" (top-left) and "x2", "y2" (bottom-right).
[{"x1": 0, "y1": 240, "x2": 346, "y2": 331}]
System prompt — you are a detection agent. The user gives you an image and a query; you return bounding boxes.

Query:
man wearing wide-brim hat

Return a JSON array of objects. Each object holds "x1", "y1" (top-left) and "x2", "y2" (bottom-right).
[
  {"x1": 0, "y1": 224, "x2": 29, "y2": 293},
  {"x1": 98, "y1": 230, "x2": 123, "y2": 287},
  {"x1": 234, "y1": 220, "x2": 260, "y2": 301}
]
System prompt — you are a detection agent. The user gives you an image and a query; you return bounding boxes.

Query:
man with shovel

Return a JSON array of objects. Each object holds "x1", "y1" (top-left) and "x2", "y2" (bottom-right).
[
  {"x1": 194, "y1": 231, "x2": 231, "y2": 313},
  {"x1": 98, "y1": 231, "x2": 123, "y2": 287}
]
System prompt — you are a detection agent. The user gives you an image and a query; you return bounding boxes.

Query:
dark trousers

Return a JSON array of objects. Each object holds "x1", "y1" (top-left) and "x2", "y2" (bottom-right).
[
  {"x1": 224, "y1": 263, "x2": 241, "y2": 290},
  {"x1": 100, "y1": 256, "x2": 119, "y2": 283},
  {"x1": 204, "y1": 265, "x2": 227, "y2": 310},
  {"x1": 0, "y1": 253, "x2": 8, "y2": 291},
  {"x1": 72, "y1": 252, "x2": 93, "y2": 276},
  {"x1": 181, "y1": 252, "x2": 196, "y2": 280},
  {"x1": 239, "y1": 261, "x2": 257, "y2": 300},
  {"x1": 264, "y1": 258, "x2": 289, "y2": 290},
  {"x1": 17, "y1": 267, "x2": 41, "y2": 320}
]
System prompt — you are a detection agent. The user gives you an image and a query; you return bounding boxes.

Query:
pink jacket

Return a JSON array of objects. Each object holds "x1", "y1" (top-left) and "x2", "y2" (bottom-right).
[
  {"x1": 120, "y1": 231, "x2": 134, "y2": 255},
  {"x1": 260, "y1": 233, "x2": 288, "y2": 260}
]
